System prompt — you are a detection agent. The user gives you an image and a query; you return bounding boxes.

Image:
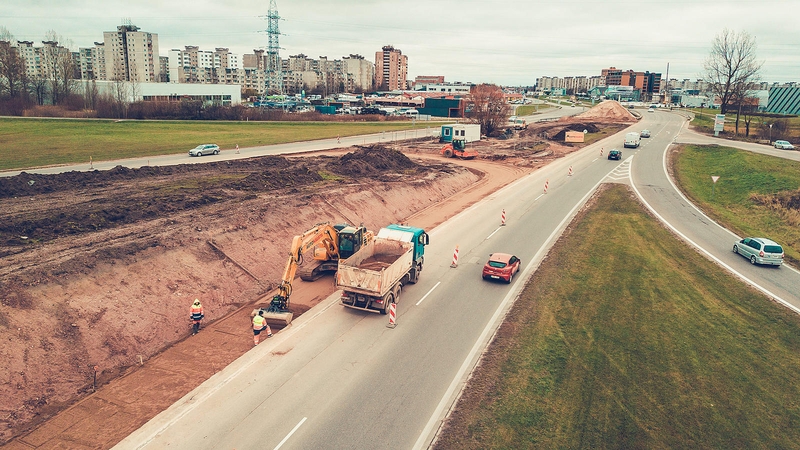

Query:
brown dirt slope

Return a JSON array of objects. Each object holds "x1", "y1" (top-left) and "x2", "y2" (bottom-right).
[
  {"x1": 0, "y1": 145, "x2": 479, "y2": 445},
  {"x1": 1, "y1": 120, "x2": 621, "y2": 448}
]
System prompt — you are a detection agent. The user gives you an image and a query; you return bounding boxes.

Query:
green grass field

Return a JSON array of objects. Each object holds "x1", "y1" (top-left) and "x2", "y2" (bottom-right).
[
  {"x1": 515, "y1": 104, "x2": 554, "y2": 116},
  {"x1": 435, "y1": 184, "x2": 800, "y2": 449},
  {"x1": 0, "y1": 118, "x2": 433, "y2": 171},
  {"x1": 673, "y1": 144, "x2": 800, "y2": 265}
]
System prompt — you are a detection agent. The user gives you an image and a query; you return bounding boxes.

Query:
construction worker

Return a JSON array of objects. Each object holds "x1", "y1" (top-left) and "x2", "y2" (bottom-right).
[
  {"x1": 252, "y1": 310, "x2": 272, "y2": 345},
  {"x1": 190, "y1": 299, "x2": 204, "y2": 335}
]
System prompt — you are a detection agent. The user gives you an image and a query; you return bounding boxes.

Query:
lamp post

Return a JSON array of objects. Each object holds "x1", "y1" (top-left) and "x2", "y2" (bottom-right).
[{"x1": 769, "y1": 123, "x2": 773, "y2": 143}]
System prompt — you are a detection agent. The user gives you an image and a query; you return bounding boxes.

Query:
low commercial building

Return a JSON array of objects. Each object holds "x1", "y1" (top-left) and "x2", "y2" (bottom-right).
[{"x1": 766, "y1": 86, "x2": 800, "y2": 115}]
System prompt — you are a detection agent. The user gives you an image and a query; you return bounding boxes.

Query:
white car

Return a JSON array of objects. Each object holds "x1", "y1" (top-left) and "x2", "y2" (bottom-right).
[
  {"x1": 188, "y1": 144, "x2": 220, "y2": 156},
  {"x1": 774, "y1": 140, "x2": 795, "y2": 150},
  {"x1": 647, "y1": 108, "x2": 655, "y2": 113}
]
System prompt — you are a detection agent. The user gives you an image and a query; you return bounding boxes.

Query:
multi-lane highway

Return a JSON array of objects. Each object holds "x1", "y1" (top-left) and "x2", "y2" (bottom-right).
[
  {"x1": 109, "y1": 108, "x2": 800, "y2": 450},
  {"x1": 88, "y1": 109, "x2": 795, "y2": 449}
]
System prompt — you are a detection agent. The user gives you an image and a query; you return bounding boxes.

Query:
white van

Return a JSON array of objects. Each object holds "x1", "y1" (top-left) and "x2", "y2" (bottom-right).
[
  {"x1": 624, "y1": 132, "x2": 641, "y2": 148},
  {"x1": 402, "y1": 109, "x2": 419, "y2": 118}
]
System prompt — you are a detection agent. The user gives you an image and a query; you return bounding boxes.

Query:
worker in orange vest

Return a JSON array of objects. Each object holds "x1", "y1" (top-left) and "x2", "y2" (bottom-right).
[
  {"x1": 252, "y1": 310, "x2": 272, "y2": 345},
  {"x1": 190, "y1": 299, "x2": 204, "y2": 335}
]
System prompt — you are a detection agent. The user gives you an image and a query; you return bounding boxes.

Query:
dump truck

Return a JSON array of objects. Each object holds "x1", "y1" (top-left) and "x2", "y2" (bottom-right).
[{"x1": 338, "y1": 224, "x2": 429, "y2": 314}]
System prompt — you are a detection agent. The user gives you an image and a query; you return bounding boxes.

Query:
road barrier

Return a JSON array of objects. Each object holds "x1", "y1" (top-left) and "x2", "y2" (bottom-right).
[
  {"x1": 501, "y1": 209, "x2": 506, "y2": 226},
  {"x1": 568, "y1": 166, "x2": 573, "y2": 176},
  {"x1": 544, "y1": 179, "x2": 549, "y2": 194},
  {"x1": 450, "y1": 245, "x2": 459, "y2": 268},
  {"x1": 387, "y1": 302, "x2": 397, "y2": 328}
]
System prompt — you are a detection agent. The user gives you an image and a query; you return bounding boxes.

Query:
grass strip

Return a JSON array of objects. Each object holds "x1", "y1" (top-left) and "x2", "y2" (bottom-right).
[
  {"x1": 672, "y1": 144, "x2": 800, "y2": 265},
  {"x1": 435, "y1": 184, "x2": 800, "y2": 449},
  {"x1": 0, "y1": 118, "x2": 434, "y2": 171}
]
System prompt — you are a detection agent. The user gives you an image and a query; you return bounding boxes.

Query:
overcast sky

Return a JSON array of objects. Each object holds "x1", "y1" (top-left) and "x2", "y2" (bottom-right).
[{"x1": 2, "y1": 0, "x2": 799, "y2": 86}]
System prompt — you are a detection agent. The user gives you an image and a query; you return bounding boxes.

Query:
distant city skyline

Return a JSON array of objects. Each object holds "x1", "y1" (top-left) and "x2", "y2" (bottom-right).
[{"x1": 2, "y1": 0, "x2": 798, "y2": 85}]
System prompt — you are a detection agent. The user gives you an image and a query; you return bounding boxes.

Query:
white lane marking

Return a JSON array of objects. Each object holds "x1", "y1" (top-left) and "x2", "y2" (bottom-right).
[
  {"x1": 416, "y1": 282, "x2": 441, "y2": 306},
  {"x1": 662, "y1": 127, "x2": 800, "y2": 276},
  {"x1": 486, "y1": 227, "x2": 502, "y2": 239},
  {"x1": 591, "y1": 158, "x2": 598, "y2": 162},
  {"x1": 273, "y1": 417, "x2": 307, "y2": 450},
  {"x1": 633, "y1": 146, "x2": 800, "y2": 314},
  {"x1": 534, "y1": 194, "x2": 544, "y2": 201},
  {"x1": 126, "y1": 295, "x2": 342, "y2": 449},
  {"x1": 414, "y1": 162, "x2": 620, "y2": 450}
]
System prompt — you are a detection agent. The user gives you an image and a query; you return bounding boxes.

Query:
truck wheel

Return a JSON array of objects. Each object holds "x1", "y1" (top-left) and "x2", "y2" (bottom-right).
[
  {"x1": 381, "y1": 293, "x2": 395, "y2": 315},
  {"x1": 444, "y1": 149, "x2": 453, "y2": 158},
  {"x1": 408, "y1": 267, "x2": 419, "y2": 284}
]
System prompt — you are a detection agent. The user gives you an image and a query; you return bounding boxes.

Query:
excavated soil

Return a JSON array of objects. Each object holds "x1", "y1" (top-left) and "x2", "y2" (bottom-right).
[{"x1": 0, "y1": 110, "x2": 631, "y2": 447}]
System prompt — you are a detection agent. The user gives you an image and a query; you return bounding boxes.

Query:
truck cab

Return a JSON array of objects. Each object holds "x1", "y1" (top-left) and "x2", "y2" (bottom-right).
[{"x1": 378, "y1": 224, "x2": 429, "y2": 264}]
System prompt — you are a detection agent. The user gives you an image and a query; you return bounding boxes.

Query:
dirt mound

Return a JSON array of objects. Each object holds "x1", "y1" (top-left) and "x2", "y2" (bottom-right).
[
  {"x1": 326, "y1": 145, "x2": 418, "y2": 177},
  {"x1": 548, "y1": 123, "x2": 602, "y2": 141},
  {"x1": 574, "y1": 100, "x2": 637, "y2": 123}
]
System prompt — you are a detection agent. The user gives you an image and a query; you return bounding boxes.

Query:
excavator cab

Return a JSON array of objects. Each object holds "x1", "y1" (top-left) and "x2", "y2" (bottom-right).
[{"x1": 337, "y1": 225, "x2": 371, "y2": 259}]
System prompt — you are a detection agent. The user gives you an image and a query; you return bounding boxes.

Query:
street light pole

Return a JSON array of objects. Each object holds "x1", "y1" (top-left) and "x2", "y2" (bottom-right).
[{"x1": 769, "y1": 123, "x2": 773, "y2": 143}]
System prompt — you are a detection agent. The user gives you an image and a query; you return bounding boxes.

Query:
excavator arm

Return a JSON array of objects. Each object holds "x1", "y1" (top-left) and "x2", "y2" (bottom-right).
[{"x1": 270, "y1": 223, "x2": 339, "y2": 312}]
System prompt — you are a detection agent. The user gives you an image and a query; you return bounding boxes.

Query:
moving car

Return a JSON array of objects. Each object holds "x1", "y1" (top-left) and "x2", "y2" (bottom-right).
[
  {"x1": 608, "y1": 149, "x2": 622, "y2": 160},
  {"x1": 189, "y1": 144, "x2": 220, "y2": 156},
  {"x1": 774, "y1": 140, "x2": 795, "y2": 150},
  {"x1": 648, "y1": 107, "x2": 655, "y2": 112},
  {"x1": 640, "y1": 129, "x2": 651, "y2": 138},
  {"x1": 482, "y1": 253, "x2": 521, "y2": 283},
  {"x1": 733, "y1": 237, "x2": 784, "y2": 266}
]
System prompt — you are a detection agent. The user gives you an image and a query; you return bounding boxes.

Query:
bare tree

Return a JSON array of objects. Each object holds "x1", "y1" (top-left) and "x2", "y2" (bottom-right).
[
  {"x1": 703, "y1": 28, "x2": 762, "y2": 115},
  {"x1": 0, "y1": 28, "x2": 26, "y2": 99},
  {"x1": 40, "y1": 30, "x2": 76, "y2": 105},
  {"x1": 467, "y1": 84, "x2": 509, "y2": 135}
]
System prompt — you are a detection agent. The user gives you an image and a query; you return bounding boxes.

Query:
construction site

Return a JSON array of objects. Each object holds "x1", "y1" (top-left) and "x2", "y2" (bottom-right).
[{"x1": 0, "y1": 101, "x2": 637, "y2": 448}]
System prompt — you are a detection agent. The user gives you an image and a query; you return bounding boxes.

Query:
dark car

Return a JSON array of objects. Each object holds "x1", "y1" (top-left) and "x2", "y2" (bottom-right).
[
  {"x1": 482, "y1": 253, "x2": 521, "y2": 283},
  {"x1": 608, "y1": 149, "x2": 622, "y2": 160}
]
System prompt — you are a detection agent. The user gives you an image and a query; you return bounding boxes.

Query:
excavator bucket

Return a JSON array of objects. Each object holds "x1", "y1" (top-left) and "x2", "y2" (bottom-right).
[{"x1": 252, "y1": 295, "x2": 293, "y2": 327}]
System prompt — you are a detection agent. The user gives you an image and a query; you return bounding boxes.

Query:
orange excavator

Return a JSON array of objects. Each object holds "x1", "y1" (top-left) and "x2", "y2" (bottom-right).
[{"x1": 440, "y1": 139, "x2": 478, "y2": 160}]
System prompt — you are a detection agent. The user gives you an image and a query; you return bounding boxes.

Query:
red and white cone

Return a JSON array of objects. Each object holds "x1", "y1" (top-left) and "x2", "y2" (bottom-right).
[
  {"x1": 387, "y1": 302, "x2": 397, "y2": 328},
  {"x1": 235, "y1": 144, "x2": 240, "y2": 154},
  {"x1": 600, "y1": 147, "x2": 604, "y2": 156},
  {"x1": 450, "y1": 245, "x2": 459, "y2": 268},
  {"x1": 543, "y1": 179, "x2": 549, "y2": 194},
  {"x1": 501, "y1": 209, "x2": 506, "y2": 226},
  {"x1": 568, "y1": 166, "x2": 573, "y2": 176}
]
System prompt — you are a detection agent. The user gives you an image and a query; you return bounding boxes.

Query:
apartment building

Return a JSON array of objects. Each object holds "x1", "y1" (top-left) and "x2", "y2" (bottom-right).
[
  {"x1": 102, "y1": 24, "x2": 160, "y2": 82},
  {"x1": 342, "y1": 54, "x2": 374, "y2": 92},
  {"x1": 375, "y1": 45, "x2": 407, "y2": 91}
]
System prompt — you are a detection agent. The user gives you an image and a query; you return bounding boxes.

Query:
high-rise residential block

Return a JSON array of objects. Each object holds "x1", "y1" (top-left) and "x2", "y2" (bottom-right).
[{"x1": 375, "y1": 45, "x2": 407, "y2": 91}]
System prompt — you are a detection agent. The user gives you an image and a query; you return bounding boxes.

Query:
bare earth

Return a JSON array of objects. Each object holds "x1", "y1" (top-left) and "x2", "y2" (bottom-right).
[{"x1": 0, "y1": 101, "x2": 635, "y2": 448}]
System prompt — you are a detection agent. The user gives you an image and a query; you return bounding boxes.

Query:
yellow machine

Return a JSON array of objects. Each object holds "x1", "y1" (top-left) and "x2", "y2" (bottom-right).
[{"x1": 263, "y1": 222, "x2": 372, "y2": 324}]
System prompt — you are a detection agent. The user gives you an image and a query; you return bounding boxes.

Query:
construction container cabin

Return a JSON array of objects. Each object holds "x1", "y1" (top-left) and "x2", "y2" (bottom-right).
[{"x1": 440, "y1": 124, "x2": 481, "y2": 143}]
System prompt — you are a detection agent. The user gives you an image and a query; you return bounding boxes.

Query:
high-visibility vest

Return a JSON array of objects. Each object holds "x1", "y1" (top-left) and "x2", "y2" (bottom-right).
[
  {"x1": 253, "y1": 315, "x2": 266, "y2": 330},
  {"x1": 190, "y1": 304, "x2": 204, "y2": 320}
]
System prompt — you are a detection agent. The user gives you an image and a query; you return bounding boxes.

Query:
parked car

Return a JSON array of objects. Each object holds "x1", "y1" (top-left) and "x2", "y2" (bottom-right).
[
  {"x1": 608, "y1": 149, "x2": 622, "y2": 160},
  {"x1": 774, "y1": 140, "x2": 795, "y2": 150},
  {"x1": 482, "y1": 253, "x2": 521, "y2": 283},
  {"x1": 189, "y1": 144, "x2": 220, "y2": 156},
  {"x1": 733, "y1": 237, "x2": 784, "y2": 266},
  {"x1": 640, "y1": 129, "x2": 651, "y2": 138}
]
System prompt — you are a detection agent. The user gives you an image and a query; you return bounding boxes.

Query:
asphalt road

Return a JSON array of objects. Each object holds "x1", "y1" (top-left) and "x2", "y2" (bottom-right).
[
  {"x1": 113, "y1": 117, "x2": 646, "y2": 449},
  {"x1": 113, "y1": 111, "x2": 800, "y2": 449},
  {"x1": 633, "y1": 110, "x2": 800, "y2": 314}
]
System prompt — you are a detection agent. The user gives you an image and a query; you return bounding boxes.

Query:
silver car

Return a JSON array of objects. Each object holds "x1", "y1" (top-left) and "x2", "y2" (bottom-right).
[
  {"x1": 189, "y1": 144, "x2": 220, "y2": 156},
  {"x1": 774, "y1": 140, "x2": 795, "y2": 150},
  {"x1": 733, "y1": 237, "x2": 784, "y2": 266},
  {"x1": 640, "y1": 129, "x2": 651, "y2": 138}
]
